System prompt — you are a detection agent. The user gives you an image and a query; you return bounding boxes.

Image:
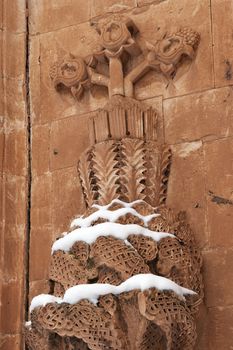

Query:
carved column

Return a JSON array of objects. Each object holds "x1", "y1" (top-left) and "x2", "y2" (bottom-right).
[{"x1": 26, "y1": 15, "x2": 203, "y2": 350}]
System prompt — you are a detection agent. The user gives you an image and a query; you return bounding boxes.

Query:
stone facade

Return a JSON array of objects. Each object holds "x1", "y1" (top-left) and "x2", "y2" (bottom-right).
[{"x1": 0, "y1": 0, "x2": 233, "y2": 349}]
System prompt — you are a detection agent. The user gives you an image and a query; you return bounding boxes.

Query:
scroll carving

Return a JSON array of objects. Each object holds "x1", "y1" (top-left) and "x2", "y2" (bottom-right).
[
  {"x1": 50, "y1": 16, "x2": 200, "y2": 99},
  {"x1": 26, "y1": 13, "x2": 203, "y2": 350}
]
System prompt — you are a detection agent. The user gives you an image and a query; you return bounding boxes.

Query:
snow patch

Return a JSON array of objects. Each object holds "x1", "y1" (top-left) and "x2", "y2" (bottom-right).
[
  {"x1": 29, "y1": 294, "x2": 62, "y2": 313},
  {"x1": 71, "y1": 207, "x2": 160, "y2": 229},
  {"x1": 93, "y1": 199, "x2": 144, "y2": 210},
  {"x1": 52, "y1": 222, "x2": 175, "y2": 253},
  {"x1": 30, "y1": 273, "x2": 196, "y2": 312}
]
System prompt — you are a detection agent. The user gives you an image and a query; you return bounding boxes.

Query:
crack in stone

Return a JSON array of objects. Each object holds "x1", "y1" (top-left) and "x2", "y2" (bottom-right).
[{"x1": 208, "y1": 191, "x2": 233, "y2": 206}]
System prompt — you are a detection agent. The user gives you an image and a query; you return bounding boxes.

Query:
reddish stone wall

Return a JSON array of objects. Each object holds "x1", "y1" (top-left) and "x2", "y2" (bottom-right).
[
  {"x1": 0, "y1": 1, "x2": 28, "y2": 349},
  {"x1": 0, "y1": 0, "x2": 233, "y2": 349}
]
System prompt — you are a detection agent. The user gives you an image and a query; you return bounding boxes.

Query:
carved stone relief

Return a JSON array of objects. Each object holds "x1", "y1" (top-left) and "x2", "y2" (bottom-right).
[
  {"x1": 26, "y1": 14, "x2": 203, "y2": 350},
  {"x1": 50, "y1": 15, "x2": 200, "y2": 99}
]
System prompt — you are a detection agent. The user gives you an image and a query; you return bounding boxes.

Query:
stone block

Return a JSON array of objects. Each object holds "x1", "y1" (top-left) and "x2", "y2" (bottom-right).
[
  {"x1": 164, "y1": 87, "x2": 233, "y2": 144},
  {"x1": 0, "y1": 335, "x2": 22, "y2": 350},
  {"x1": 29, "y1": 0, "x2": 91, "y2": 34},
  {"x1": 31, "y1": 173, "x2": 52, "y2": 229},
  {"x1": 91, "y1": 0, "x2": 136, "y2": 17},
  {"x1": 3, "y1": 0, "x2": 26, "y2": 33},
  {"x1": 4, "y1": 175, "x2": 27, "y2": 229},
  {"x1": 206, "y1": 306, "x2": 233, "y2": 349},
  {"x1": 50, "y1": 114, "x2": 91, "y2": 170},
  {"x1": 131, "y1": 0, "x2": 214, "y2": 99},
  {"x1": 0, "y1": 281, "x2": 24, "y2": 333},
  {"x1": 5, "y1": 129, "x2": 27, "y2": 176},
  {"x1": 166, "y1": 141, "x2": 207, "y2": 247},
  {"x1": 203, "y1": 248, "x2": 233, "y2": 307},
  {"x1": 212, "y1": 0, "x2": 233, "y2": 87},
  {"x1": 52, "y1": 167, "x2": 86, "y2": 234},
  {"x1": 31, "y1": 124, "x2": 50, "y2": 176},
  {"x1": 29, "y1": 228, "x2": 53, "y2": 281},
  {"x1": 4, "y1": 77, "x2": 26, "y2": 124},
  {"x1": 3, "y1": 237, "x2": 25, "y2": 281},
  {"x1": 204, "y1": 138, "x2": 233, "y2": 247},
  {"x1": 3, "y1": 32, "x2": 25, "y2": 79}
]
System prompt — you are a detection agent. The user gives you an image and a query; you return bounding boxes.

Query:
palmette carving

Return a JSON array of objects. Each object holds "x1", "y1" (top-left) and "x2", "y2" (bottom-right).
[
  {"x1": 78, "y1": 138, "x2": 172, "y2": 208},
  {"x1": 50, "y1": 15, "x2": 200, "y2": 99}
]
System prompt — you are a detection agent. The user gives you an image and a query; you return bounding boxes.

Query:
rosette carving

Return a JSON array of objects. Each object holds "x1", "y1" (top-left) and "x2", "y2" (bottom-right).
[
  {"x1": 50, "y1": 54, "x2": 89, "y2": 99},
  {"x1": 49, "y1": 16, "x2": 200, "y2": 99}
]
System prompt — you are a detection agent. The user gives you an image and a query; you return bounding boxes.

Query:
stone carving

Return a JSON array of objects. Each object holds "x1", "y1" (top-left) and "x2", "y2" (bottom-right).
[
  {"x1": 26, "y1": 14, "x2": 203, "y2": 350},
  {"x1": 50, "y1": 16, "x2": 200, "y2": 99},
  {"x1": 78, "y1": 138, "x2": 171, "y2": 208},
  {"x1": 26, "y1": 200, "x2": 203, "y2": 349}
]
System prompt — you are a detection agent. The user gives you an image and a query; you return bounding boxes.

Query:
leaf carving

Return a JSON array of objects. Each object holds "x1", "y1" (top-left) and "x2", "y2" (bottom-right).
[
  {"x1": 92, "y1": 141, "x2": 120, "y2": 205},
  {"x1": 120, "y1": 138, "x2": 147, "y2": 202},
  {"x1": 78, "y1": 149, "x2": 95, "y2": 208}
]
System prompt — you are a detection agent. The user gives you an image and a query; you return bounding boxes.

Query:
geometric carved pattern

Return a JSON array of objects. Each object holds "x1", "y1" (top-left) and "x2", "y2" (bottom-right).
[{"x1": 26, "y1": 200, "x2": 203, "y2": 349}]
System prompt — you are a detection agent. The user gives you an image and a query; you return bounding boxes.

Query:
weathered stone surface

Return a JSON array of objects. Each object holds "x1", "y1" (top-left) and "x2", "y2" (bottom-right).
[
  {"x1": 167, "y1": 141, "x2": 207, "y2": 247},
  {"x1": 5, "y1": 130, "x2": 27, "y2": 176},
  {"x1": 212, "y1": 0, "x2": 233, "y2": 87},
  {"x1": 3, "y1": 237, "x2": 25, "y2": 281},
  {"x1": 204, "y1": 138, "x2": 233, "y2": 248},
  {"x1": 0, "y1": 334, "x2": 22, "y2": 350},
  {"x1": 50, "y1": 114, "x2": 91, "y2": 170},
  {"x1": 29, "y1": 0, "x2": 91, "y2": 34},
  {"x1": 3, "y1": 0, "x2": 26, "y2": 33},
  {"x1": 207, "y1": 306, "x2": 233, "y2": 350},
  {"x1": 91, "y1": 0, "x2": 136, "y2": 17},
  {"x1": 4, "y1": 77, "x2": 26, "y2": 123},
  {"x1": 164, "y1": 87, "x2": 233, "y2": 144},
  {"x1": 203, "y1": 248, "x2": 233, "y2": 307},
  {"x1": 29, "y1": 228, "x2": 53, "y2": 281},
  {"x1": 32, "y1": 125, "x2": 50, "y2": 176},
  {"x1": 31, "y1": 173, "x2": 52, "y2": 230},
  {"x1": 131, "y1": 0, "x2": 214, "y2": 99},
  {"x1": 4, "y1": 175, "x2": 27, "y2": 228},
  {"x1": 0, "y1": 281, "x2": 24, "y2": 333},
  {"x1": 3, "y1": 32, "x2": 26, "y2": 79},
  {"x1": 52, "y1": 167, "x2": 86, "y2": 233},
  {"x1": 137, "y1": 0, "x2": 166, "y2": 6}
]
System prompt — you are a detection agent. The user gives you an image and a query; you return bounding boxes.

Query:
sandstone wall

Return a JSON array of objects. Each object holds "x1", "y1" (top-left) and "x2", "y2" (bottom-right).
[
  {"x1": 0, "y1": 0, "x2": 233, "y2": 349},
  {"x1": 0, "y1": 1, "x2": 28, "y2": 349}
]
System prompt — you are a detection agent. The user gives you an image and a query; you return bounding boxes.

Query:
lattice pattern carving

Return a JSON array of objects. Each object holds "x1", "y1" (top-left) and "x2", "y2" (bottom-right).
[{"x1": 26, "y1": 199, "x2": 203, "y2": 349}]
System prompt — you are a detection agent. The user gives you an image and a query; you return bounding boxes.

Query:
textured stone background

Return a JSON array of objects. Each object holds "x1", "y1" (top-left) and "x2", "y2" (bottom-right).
[{"x1": 0, "y1": 0, "x2": 233, "y2": 349}]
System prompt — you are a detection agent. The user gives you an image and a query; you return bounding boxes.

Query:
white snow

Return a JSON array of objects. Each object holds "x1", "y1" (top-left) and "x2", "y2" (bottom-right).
[
  {"x1": 29, "y1": 294, "x2": 62, "y2": 313},
  {"x1": 92, "y1": 199, "x2": 145, "y2": 210},
  {"x1": 30, "y1": 273, "x2": 196, "y2": 312},
  {"x1": 52, "y1": 222, "x2": 175, "y2": 253},
  {"x1": 70, "y1": 207, "x2": 160, "y2": 229},
  {"x1": 25, "y1": 321, "x2": 32, "y2": 328}
]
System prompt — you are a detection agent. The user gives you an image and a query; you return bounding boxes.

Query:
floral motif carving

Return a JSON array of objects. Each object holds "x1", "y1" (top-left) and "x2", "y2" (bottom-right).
[{"x1": 50, "y1": 16, "x2": 200, "y2": 99}]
